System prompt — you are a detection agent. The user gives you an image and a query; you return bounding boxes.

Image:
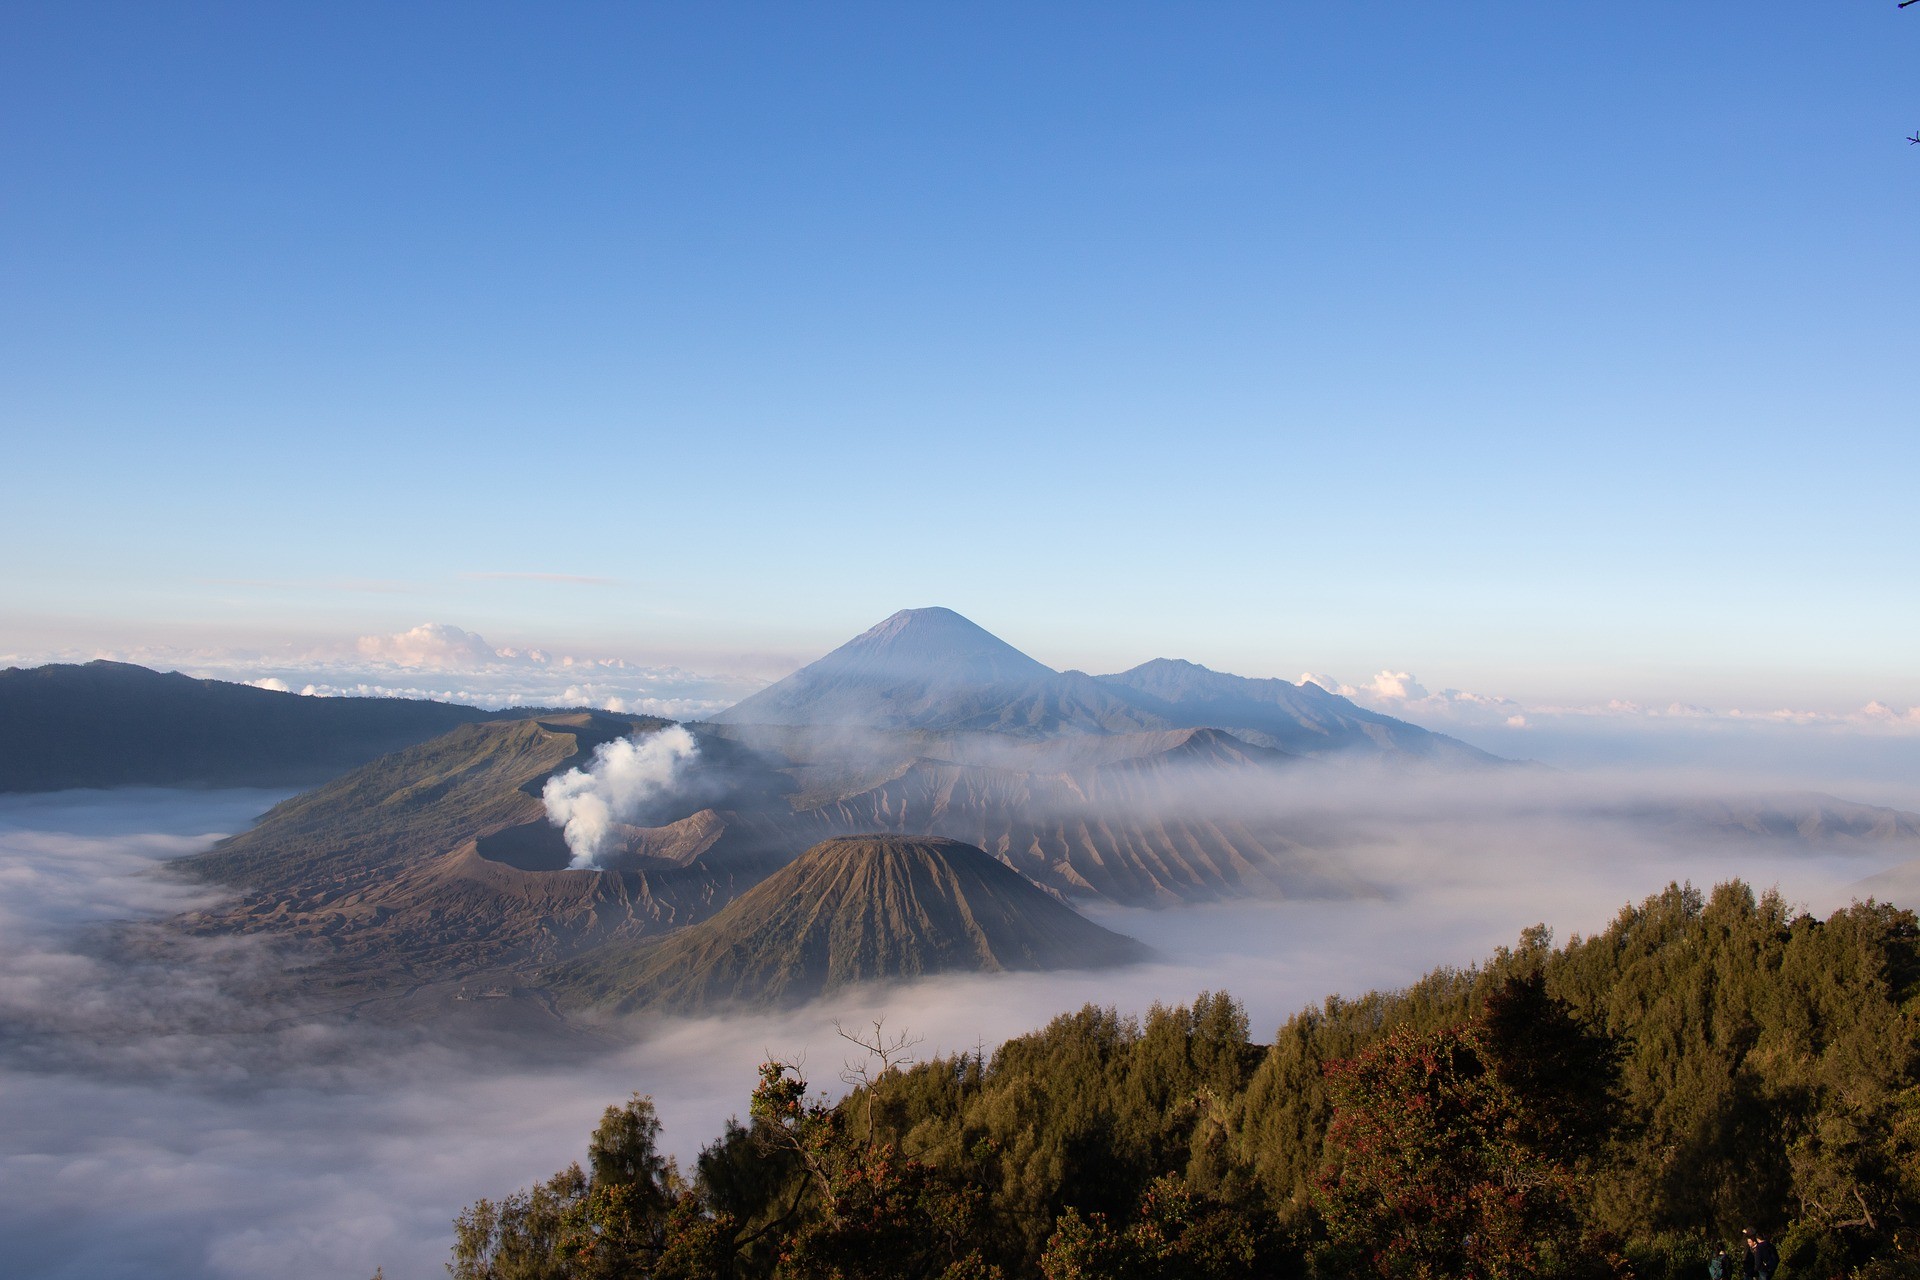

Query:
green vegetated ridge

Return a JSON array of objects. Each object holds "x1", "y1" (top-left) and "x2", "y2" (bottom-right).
[
  {"x1": 547, "y1": 835, "x2": 1150, "y2": 1014},
  {"x1": 0, "y1": 659, "x2": 498, "y2": 790},
  {"x1": 452, "y1": 882, "x2": 1920, "y2": 1280}
]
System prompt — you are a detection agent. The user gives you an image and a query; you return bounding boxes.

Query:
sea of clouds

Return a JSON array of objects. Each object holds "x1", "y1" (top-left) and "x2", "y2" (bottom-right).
[{"x1": 2, "y1": 760, "x2": 1918, "y2": 1279}]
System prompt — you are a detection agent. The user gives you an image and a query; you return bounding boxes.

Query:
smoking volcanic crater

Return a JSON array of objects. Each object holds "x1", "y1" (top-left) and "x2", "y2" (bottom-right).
[{"x1": 74, "y1": 606, "x2": 1912, "y2": 1025}]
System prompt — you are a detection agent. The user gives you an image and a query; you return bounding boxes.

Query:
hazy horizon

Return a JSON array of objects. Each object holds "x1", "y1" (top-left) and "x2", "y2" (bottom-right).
[
  {"x1": 4, "y1": 4, "x2": 1916, "y2": 1275},
  {"x1": 5, "y1": 3, "x2": 1917, "y2": 713},
  {"x1": 11, "y1": 607, "x2": 1920, "y2": 806}
]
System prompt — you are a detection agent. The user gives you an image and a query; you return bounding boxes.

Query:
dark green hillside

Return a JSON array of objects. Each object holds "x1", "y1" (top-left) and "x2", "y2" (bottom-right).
[
  {"x1": 549, "y1": 835, "x2": 1149, "y2": 1013},
  {"x1": 0, "y1": 659, "x2": 498, "y2": 791},
  {"x1": 453, "y1": 882, "x2": 1920, "y2": 1280}
]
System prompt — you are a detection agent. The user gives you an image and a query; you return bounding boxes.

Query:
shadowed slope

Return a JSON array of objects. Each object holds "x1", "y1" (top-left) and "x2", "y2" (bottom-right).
[
  {"x1": 0, "y1": 660, "x2": 498, "y2": 791},
  {"x1": 550, "y1": 834, "x2": 1149, "y2": 1013}
]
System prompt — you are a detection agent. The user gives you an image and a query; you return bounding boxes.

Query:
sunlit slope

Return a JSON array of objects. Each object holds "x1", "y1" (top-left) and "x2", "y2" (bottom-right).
[
  {"x1": 0, "y1": 659, "x2": 497, "y2": 791},
  {"x1": 550, "y1": 834, "x2": 1150, "y2": 1013},
  {"x1": 711, "y1": 607, "x2": 1163, "y2": 736}
]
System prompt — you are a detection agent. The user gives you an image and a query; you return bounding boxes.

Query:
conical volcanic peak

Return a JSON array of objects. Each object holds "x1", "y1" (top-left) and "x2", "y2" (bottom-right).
[
  {"x1": 711, "y1": 607, "x2": 1062, "y2": 730},
  {"x1": 710, "y1": 608, "x2": 1503, "y2": 759},
  {"x1": 548, "y1": 832, "x2": 1149, "y2": 1013},
  {"x1": 842, "y1": 608, "x2": 1054, "y2": 681}
]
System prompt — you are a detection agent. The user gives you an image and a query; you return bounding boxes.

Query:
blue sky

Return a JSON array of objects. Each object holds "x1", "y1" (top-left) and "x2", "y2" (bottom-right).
[{"x1": 3, "y1": 2, "x2": 1916, "y2": 711}]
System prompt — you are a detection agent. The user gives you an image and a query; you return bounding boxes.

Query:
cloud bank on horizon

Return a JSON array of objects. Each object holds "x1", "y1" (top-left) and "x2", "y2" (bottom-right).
[
  {"x1": 8, "y1": 616, "x2": 1920, "y2": 793},
  {"x1": 1301, "y1": 668, "x2": 1920, "y2": 736},
  {"x1": 3, "y1": 622, "x2": 768, "y2": 719}
]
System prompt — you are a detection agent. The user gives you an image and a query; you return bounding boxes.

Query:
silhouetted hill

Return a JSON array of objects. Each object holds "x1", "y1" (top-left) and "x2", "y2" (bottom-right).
[
  {"x1": 0, "y1": 660, "x2": 498, "y2": 791},
  {"x1": 549, "y1": 835, "x2": 1149, "y2": 1013},
  {"x1": 711, "y1": 607, "x2": 1499, "y2": 763}
]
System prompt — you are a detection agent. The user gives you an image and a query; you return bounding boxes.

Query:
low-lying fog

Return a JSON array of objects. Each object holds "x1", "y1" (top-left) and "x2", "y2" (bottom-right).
[{"x1": 2, "y1": 771, "x2": 1915, "y2": 1280}]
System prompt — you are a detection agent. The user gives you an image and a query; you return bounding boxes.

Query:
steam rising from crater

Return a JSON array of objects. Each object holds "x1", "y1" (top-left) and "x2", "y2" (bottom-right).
[{"x1": 541, "y1": 727, "x2": 701, "y2": 868}]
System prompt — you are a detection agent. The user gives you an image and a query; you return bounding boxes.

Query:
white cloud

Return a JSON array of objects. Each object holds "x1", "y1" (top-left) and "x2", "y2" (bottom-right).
[
  {"x1": 9, "y1": 625, "x2": 768, "y2": 719},
  {"x1": 1359, "y1": 670, "x2": 1427, "y2": 701},
  {"x1": 1301, "y1": 667, "x2": 1920, "y2": 742},
  {"x1": 353, "y1": 623, "x2": 506, "y2": 668}
]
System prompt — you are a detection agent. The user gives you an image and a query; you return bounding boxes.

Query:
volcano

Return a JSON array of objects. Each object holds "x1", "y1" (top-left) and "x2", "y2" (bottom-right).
[
  {"x1": 548, "y1": 834, "x2": 1150, "y2": 1013},
  {"x1": 712, "y1": 607, "x2": 1498, "y2": 764}
]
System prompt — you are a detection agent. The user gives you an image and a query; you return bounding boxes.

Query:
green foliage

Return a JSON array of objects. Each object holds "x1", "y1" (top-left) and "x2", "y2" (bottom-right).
[
  {"x1": 1040, "y1": 1174, "x2": 1272, "y2": 1280},
  {"x1": 1313, "y1": 979, "x2": 1619, "y2": 1279},
  {"x1": 449, "y1": 1096, "x2": 685, "y2": 1280},
  {"x1": 454, "y1": 882, "x2": 1920, "y2": 1280}
]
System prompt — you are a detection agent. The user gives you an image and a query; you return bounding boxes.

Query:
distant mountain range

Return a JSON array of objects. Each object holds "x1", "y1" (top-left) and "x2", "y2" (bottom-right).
[
  {"x1": 170, "y1": 704, "x2": 1344, "y2": 1012},
  {"x1": 712, "y1": 607, "x2": 1498, "y2": 765},
  {"x1": 29, "y1": 608, "x2": 1920, "y2": 1022},
  {"x1": 1, "y1": 609, "x2": 1494, "y2": 795},
  {"x1": 549, "y1": 835, "x2": 1148, "y2": 1013},
  {"x1": 0, "y1": 660, "x2": 496, "y2": 791}
]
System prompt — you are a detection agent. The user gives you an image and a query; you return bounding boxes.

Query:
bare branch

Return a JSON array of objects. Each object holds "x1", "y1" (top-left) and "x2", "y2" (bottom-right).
[{"x1": 833, "y1": 1017, "x2": 923, "y2": 1152}]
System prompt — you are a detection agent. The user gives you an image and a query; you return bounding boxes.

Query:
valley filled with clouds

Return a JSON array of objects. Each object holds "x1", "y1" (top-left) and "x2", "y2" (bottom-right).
[{"x1": 3, "y1": 756, "x2": 1911, "y2": 1280}]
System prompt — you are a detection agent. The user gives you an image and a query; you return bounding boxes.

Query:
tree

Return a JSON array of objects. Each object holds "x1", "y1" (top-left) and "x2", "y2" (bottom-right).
[
  {"x1": 449, "y1": 1095, "x2": 687, "y2": 1280},
  {"x1": 1040, "y1": 1174, "x2": 1270, "y2": 1280},
  {"x1": 1315, "y1": 976, "x2": 1620, "y2": 1280}
]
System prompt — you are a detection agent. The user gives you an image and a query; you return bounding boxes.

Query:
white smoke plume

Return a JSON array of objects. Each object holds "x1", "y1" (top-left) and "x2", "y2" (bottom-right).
[{"x1": 542, "y1": 728, "x2": 701, "y2": 868}]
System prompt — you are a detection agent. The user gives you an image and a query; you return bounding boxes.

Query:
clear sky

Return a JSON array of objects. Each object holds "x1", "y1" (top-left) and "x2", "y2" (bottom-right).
[{"x1": 3, "y1": 2, "x2": 1916, "y2": 710}]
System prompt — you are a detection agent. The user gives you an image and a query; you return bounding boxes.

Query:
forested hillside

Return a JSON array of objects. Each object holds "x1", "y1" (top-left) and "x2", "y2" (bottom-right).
[{"x1": 449, "y1": 881, "x2": 1920, "y2": 1279}]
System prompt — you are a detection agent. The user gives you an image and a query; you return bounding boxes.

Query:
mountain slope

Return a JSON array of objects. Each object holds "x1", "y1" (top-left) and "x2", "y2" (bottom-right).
[
  {"x1": 1097, "y1": 657, "x2": 1500, "y2": 764},
  {"x1": 775, "y1": 727, "x2": 1361, "y2": 905},
  {"x1": 711, "y1": 607, "x2": 1499, "y2": 763},
  {"x1": 549, "y1": 834, "x2": 1149, "y2": 1013},
  {"x1": 0, "y1": 660, "x2": 498, "y2": 791},
  {"x1": 710, "y1": 608, "x2": 1161, "y2": 736},
  {"x1": 172, "y1": 712, "x2": 778, "y2": 1001}
]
